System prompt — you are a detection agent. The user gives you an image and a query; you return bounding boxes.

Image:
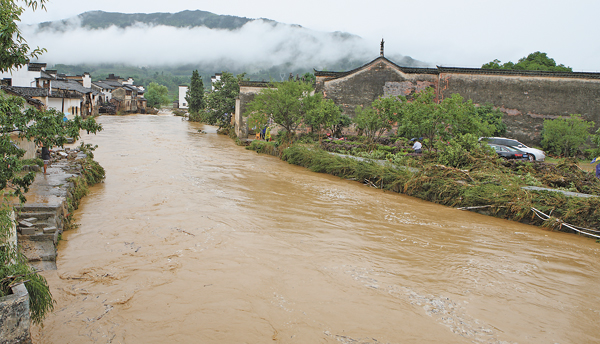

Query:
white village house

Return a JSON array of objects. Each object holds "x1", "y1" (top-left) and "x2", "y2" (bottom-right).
[
  {"x1": 178, "y1": 85, "x2": 188, "y2": 109},
  {"x1": 0, "y1": 63, "x2": 100, "y2": 119}
]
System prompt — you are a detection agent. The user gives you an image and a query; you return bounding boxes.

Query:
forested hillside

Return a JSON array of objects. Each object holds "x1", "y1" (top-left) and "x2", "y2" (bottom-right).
[{"x1": 39, "y1": 10, "x2": 255, "y2": 30}]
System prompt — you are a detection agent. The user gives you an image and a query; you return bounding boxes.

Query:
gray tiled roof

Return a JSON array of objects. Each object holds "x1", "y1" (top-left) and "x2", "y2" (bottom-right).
[
  {"x1": 436, "y1": 66, "x2": 600, "y2": 79},
  {"x1": 7, "y1": 86, "x2": 49, "y2": 97},
  {"x1": 51, "y1": 79, "x2": 92, "y2": 94},
  {"x1": 0, "y1": 86, "x2": 45, "y2": 107},
  {"x1": 39, "y1": 71, "x2": 55, "y2": 79},
  {"x1": 27, "y1": 63, "x2": 47, "y2": 71},
  {"x1": 123, "y1": 84, "x2": 139, "y2": 92},
  {"x1": 92, "y1": 81, "x2": 116, "y2": 90},
  {"x1": 103, "y1": 80, "x2": 124, "y2": 88}
]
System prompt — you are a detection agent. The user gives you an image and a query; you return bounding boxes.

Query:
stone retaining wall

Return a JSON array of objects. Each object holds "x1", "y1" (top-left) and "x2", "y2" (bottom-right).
[{"x1": 0, "y1": 284, "x2": 32, "y2": 344}]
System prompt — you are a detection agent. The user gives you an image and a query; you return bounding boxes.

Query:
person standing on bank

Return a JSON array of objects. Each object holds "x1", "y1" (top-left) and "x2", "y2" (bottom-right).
[
  {"x1": 592, "y1": 156, "x2": 600, "y2": 179},
  {"x1": 41, "y1": 145, "x2": 51, "y2": 174},
  {"x1": 412, "y1": 138, "x2": 422, "y2": 154}
]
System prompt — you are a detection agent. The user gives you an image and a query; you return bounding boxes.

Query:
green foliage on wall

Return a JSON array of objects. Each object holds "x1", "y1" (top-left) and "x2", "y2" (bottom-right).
[{"x1": 482, "y1": 52, "x2": 572, "y2": 72}]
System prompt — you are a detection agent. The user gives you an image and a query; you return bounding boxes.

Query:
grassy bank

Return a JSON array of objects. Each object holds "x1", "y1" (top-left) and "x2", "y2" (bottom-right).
[
  {"x1": 246, "y1": 140, "x2": 600, "y2": 237},
  {"x1": 64, "y1": 147, "x2": 106, "y2": 230}
]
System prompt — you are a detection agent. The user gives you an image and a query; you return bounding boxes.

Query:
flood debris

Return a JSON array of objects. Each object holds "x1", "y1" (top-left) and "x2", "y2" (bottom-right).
[{"x1": 266, "y1": 144, "x2": 600, "y2": 237}]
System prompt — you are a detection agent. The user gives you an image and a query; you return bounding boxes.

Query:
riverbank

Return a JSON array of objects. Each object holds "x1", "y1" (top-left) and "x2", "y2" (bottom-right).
[
  {"x1": 1, "y1": 144, "x2": 105, "y2": 344},
  {"x1": 245, "y1": 139, "x2": 600, "y2": 240},
  {"x1": 15, "y1": 144, "x2": 105, "y2": 270}
]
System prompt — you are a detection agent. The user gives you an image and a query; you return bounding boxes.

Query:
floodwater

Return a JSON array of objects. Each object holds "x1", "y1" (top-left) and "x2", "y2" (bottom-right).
[{"x1": 32, "y1": 114, "x2": 600, "y2": 343}]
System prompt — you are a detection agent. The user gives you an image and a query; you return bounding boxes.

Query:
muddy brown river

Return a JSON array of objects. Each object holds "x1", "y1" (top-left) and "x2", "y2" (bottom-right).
[{"x1": 32, "y1": 114, "x2": 600, "y2": 343}]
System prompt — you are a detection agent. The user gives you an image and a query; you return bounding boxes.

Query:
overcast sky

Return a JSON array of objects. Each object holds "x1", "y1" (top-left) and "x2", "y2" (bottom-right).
[{"x1": 18, "y1": 0, "x2": 600, "y2": 72}]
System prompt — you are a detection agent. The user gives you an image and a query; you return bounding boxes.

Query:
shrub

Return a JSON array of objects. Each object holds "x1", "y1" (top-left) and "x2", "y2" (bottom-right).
[
  {"x1": 435, "y1": 133, "x2": 484, "y2": 168},
  {"x1": 541, "y1": 115, "x2": 594, "y2": 157}
]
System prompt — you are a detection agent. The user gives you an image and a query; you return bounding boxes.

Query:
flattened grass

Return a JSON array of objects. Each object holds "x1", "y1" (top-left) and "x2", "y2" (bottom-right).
[{"x1": 276, "y1": 145, "x2": 600, "y2": 231}]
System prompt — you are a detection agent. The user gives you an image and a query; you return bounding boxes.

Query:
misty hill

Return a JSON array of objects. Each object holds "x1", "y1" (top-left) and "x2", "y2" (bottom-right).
[
  {"x1": 27, "y1": 10, "x2": 427, "y2": 96},
  {"x1": 38, "y1": 10, "x2": 257, "y2": 31}
]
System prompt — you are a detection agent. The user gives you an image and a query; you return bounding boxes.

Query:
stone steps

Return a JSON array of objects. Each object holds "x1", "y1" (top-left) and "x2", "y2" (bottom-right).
[{"x1": 15, "y1": 204, "x2": 64, "y2": 271}]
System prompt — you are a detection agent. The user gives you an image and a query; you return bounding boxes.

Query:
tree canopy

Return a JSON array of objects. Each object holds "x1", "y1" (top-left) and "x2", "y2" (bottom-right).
[
  {"x1": 203, "y1": 72, "x2": 246, "y2": 128},
  {"x1": 482, "y1": 52, "x2": 572, "y2": 72},
  {"x1": 0, "y1": 0, "x2": 47, "y2": 72},
  {"x1": 246, "y1": 80, "x2": 314, "y2": 134},
  {"x1": 145, "y1": 82, "x2": 170, "y2": 108},
  {"x1": 541, "y1": 114, "x2": 594, "y2": 157},
  {"x1": 185, "y1": 70, "x2": 205, "y2": 115}
]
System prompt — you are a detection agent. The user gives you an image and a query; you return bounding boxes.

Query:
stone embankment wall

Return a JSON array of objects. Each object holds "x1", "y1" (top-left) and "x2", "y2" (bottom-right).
[
  {"x1": 1, "y1": 147, "x2": 103, "y2": 343},
  {"x1": 16, "y1": 147, "x2": 93, "y2": 271},
  {"x1": 0, "y1": 284, "x2": 32, "y2": 344}
]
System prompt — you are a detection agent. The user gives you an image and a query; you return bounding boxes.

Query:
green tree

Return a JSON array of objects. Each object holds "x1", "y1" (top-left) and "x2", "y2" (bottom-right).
[
  {"x1": 302, "y1": 72, "x2": 316, "y2": 84},
  {"x1": 396, "y1": 89, "x2": 495, "y2": 150},
  {"x1": 246, "y1": 80, "x2": 313, "y2": 134},
  {"x1": 482, "y1": 52, "x2": 572, "y2": 72},
  {"x1": 303, "y1": 95, "x2": 343, "y2": 140},
  {"x1": 541, "y1": 114, "x2": 594, "y2": 157},
  {"x1": 354, "y1": 106, "x2": 385, "y2": 142},
  {"x1": 301, "y1": 93, "x2": 340, "y2": 128},
  {"x1": 0, "y1": 0, "x2": 102, "y2": 324},
  {"x1": 440, "y1": 93, "x2": 495, "y2": 139},
  {"x1": 328, "y1": 114, "x2": 352, "y2": 138},
  {"x1": 397, "y1": 88, "x2": 444, "y2": 150},
  {"x1": 353, "y1": 95, "x2": 404, "y2": 142},
  {"x1": 475, "y1": 103, "x2": 506, "y2": 137},
  {"x1": 0, "y1": 0, "x2": 47, "y2": 72},
  {"x1": 185, "y1": 70, "x2": 205, "y2": 116},
  {"x1": 204, "y1": 72, "x2": 246, "y2": 128},
  {"x1": 145, "y1": 82, "x2": 170, "y2": 108},
  {"x1": 301, "y1": 92, "x2": 324, "y2": 133}
]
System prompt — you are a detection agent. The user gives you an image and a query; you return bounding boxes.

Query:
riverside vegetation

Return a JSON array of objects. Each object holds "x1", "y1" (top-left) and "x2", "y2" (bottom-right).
[{"x1": 236, "y1": 80, "x2": 600, "y2": 237}]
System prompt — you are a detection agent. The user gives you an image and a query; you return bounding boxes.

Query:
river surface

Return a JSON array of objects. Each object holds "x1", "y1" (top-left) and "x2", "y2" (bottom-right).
[{"x1": 32, "y1": 114, "x2": 600, "y2": 343}]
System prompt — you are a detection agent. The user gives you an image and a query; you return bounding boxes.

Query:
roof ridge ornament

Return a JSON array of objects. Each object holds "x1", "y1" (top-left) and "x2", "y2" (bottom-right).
[{"x1": 380, "y1": 39, "x2": 385, "y2": 57}]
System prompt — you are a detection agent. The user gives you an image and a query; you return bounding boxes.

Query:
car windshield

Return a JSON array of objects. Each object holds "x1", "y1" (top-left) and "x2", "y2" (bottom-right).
[
  {"x1": 504, "y1": 146, "x2": 521, "y2": 152},
  {"x1": 486, "y1": 138, "x2": 530, "y2": 149}
]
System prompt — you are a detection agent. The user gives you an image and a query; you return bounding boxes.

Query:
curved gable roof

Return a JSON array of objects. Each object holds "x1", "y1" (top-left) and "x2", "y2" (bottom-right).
[{"x1": 314, "y1": 56, "x2": 438, "y2": 80}]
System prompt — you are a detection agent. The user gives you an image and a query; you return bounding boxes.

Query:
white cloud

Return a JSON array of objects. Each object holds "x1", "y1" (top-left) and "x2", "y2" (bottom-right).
[{"x1": 21, "y1": 20, "x2": 385, "y2": 69}]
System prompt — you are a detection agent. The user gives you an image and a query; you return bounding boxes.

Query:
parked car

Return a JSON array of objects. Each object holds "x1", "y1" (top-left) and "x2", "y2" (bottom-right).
[
  {"x1": 480, "y1": 137, "x2": 545, "y2": 161},
  {"x1": 488, "y1": 143, "x2": 532, "y2": 161}
]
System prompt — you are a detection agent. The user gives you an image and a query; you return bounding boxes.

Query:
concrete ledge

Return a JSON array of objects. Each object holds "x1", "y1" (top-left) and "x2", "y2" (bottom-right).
[{"x1": 522, "y1": 186, "x2": 598, "y2": 198}]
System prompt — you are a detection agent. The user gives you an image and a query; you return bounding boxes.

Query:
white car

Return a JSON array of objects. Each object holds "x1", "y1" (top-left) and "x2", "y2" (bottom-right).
[{"x1": 480, "y1": 137, "x2": 546, "y2": 161}]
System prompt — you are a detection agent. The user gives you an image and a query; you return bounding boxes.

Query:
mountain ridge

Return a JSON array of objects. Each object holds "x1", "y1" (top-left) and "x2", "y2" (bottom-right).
[{"x1": 37, "y1": 9, "x2": 329, "y2": 33}]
